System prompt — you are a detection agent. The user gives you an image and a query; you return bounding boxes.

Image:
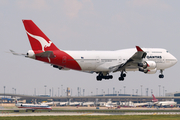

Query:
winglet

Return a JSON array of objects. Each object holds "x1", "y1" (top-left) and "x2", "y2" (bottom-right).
[{"x1": 136, "y1": 46, "x2": 143, "y2": 52}]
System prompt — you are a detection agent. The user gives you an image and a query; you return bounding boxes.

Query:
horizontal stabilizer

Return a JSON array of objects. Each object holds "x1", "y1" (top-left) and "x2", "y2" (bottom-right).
[
  {"x1": 9, "y1": 50, "x2": 26, "y2": 56},
  {"x1": 35, "y1": 51, "x2": 55, "y2": 58}
]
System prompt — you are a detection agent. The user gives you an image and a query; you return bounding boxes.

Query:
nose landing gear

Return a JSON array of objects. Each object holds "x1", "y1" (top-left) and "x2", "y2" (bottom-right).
[{"x1": 159, "y1": 70, "x2": 164, "y2": 78}]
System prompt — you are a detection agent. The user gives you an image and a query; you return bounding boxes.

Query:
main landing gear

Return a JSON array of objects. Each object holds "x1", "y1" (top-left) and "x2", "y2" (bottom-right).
[
  {"x1": 96, "y1": 72, "x2": 113, "y2": 81},
  {"x1": 159, "y1": 70, "x2": 164, "y2": 78},
  {"x1": 119, "y1": 71, "x2": 126, "y2": 81}
]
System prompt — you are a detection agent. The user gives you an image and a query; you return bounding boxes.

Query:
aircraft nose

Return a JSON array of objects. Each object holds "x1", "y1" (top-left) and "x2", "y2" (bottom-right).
[
  {"x1": 174, "y1": 57, "x2": 178, "y2": 64},
  {"x1": 172, "y1": 56, "x2": 178, "y2": 66}
]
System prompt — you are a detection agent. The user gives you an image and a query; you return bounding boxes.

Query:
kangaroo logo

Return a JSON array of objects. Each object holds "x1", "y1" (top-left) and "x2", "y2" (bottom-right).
[{"x1": 26, "y1": 31, "x2": 52, "y2": 51}]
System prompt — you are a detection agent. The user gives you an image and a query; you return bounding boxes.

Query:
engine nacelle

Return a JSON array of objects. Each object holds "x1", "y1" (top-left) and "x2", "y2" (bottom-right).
[
  {"x1": 138, "y1": 61, "x2": 156, "y2": 69},
  {"x1": 146, "y1": 61, "x2": 156, "y2": 69},
  {"x1": 138, "y1": 61, "x2": 157, "y2": 74},
  {"x1": 26, "y1": 50, "x2": 35, "y2": 59},
  {"x1": 145, "y1": 68, "x2": 157, "y2": 74}
]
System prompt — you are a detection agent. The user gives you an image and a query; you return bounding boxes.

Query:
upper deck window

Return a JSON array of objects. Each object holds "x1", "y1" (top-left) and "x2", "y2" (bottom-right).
[{"x1": 152, "y1": 51, "x2": 162, "y2": 53}]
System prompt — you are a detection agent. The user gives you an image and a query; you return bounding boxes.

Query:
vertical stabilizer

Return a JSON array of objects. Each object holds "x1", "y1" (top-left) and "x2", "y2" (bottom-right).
[
  {"x1": 22, "y1": 20, "x2": 59, "y2": 51},
  {"x1": 152, "y1": 94, "x2": 158, "y2": 102}
]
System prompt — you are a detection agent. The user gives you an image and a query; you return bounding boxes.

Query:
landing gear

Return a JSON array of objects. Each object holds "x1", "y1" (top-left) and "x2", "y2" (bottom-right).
[
  {"x1": 119, "y1": 71, "x2": 126, "y2": 81},
  {"x1": 96, "y1": 72, "x2": 113, "y2": 81},
  {"x1": 159, "y1": 70, "x2": 164, "y2": 79},
  {"x1": 96, "y1": 76, "x2": 102, "y2": 81}
]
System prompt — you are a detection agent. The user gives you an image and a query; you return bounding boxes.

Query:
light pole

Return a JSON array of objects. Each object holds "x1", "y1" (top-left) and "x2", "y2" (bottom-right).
[
  {"x1": 44, "y1": 85, "x2": 47, "y2": 95},
  {"x1": 124, "y1": 86, "x2": 126, "y2": 94},
  {"x1": 12, "y1": 88, "x2": 14, "y2": 94},
  {"x1": 158, "y1": 85, "x2": 161, "y2": 96},
  {"x1": 165, "y1": 90, "x2": 167, "y2": 96},
  {"x1": 146, "y1": 88, "x2": 149, "y2": 96},
  {"x1": 132, "y1": 89, "x2": 134, "y2": 96},
  {"x1": 58, "y1": 87, "x2": 59, "y2": 97},
  {"x1": 4, "y1": 86, "x2": 5, "y2": 100},
  {"x1": 96, "y1": 88, "x2": 98, "y2": 95},
  {"x1": 141, "y1": 85, "x2": 143, "y2": 96},
  {"x1": 136, "y1": 89, "x2": 138, "y2": 95},
  {"x1": 77, "y1": 87, "x2": 79, "y2": 97},
  {"x1": 120, "y1": 89, "x2": 121, "y2": 94},
  {"x1": 49, "y1": 89, "x2": 51, "y2": 97},
  {"x1": 113, "y1": 87, "x2": 115, "y2": 94},
  {"x1": 151, "y1": 89, "x2": 153, "y2": 95},
  {"x1": 61, "y1": 85, "x2": 63, "y2": 97},
  {"x1": 71, "y1": 89, "x2": 72, "y2": 96},
  {"x1": 83, "y1": 89, "x2": 85, "y2": 96},
  {"x1": 163, "y1": 86, "x2": 164, "y2": 96}
]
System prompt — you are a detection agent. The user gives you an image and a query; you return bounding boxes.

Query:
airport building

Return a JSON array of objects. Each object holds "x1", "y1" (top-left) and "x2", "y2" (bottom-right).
[{"x1": 166, "y1": 92, "x2": 180, "y2": 104}]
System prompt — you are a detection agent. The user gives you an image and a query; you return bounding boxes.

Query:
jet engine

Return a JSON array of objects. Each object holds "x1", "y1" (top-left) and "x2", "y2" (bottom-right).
[
  {"x1": 145, "y1": 68, "x2": 157, "y2": 74},
  {"x1": 138, "y1": 61, "x2": 157, "y2": 74},
  {"x1": 138, "y1": 61, "x2": 156, "y2": 69},
  {"x1": 146, "y1": 61, "x2": 157, "y2": 69},
  {"x1": 26, "y1": 50, "x2": 35, "y2": 59}
]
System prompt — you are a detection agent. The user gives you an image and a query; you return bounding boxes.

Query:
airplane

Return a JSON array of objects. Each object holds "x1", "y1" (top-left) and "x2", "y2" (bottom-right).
[
  {"x1": 106, "y1": 103, "x2": 115, "y2": 109},
  {"x1": 152, "y1": 94, "x2": 177, "y2": 107},
  {"x1": 59, "y1": 101, "x2": 68, "y2": 106},
  {"x1": 11, "y1": 20, "x2": 178, "y2": 81},
  {"x1": 82, "y1": 102, "x2": 95, "y2": 106},
  {"x1": 15, "y1": 100, "x2": 52, "y2": 112},
  {"x1": 68, "y1": 102, "x2": 82, "y2": 106}
]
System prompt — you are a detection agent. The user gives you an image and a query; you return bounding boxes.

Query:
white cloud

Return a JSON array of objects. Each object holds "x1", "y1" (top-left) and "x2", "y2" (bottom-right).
[
  {"x1": 63, "y1": 0, "x2": 83, "y2": 19},
  {"x1": 127, "y1": 0, "x2": 172, "y2": 11},
  {"x1": 0, "y1": 0, "x2": 9, "y2": 6},
  {"x1": 17, "y1": 0, "x2": 49, "y2": 11}
]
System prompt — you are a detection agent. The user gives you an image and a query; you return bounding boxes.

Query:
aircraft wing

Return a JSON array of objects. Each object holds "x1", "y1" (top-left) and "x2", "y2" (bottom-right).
[{"x1": 110, "y1": 46, "x2": 147, "y2": 72}]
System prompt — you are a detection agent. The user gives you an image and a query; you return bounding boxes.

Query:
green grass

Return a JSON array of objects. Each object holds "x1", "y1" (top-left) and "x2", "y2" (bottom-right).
[{"x1": 1, "y1": 115, "x2": 180, "y2": 120}]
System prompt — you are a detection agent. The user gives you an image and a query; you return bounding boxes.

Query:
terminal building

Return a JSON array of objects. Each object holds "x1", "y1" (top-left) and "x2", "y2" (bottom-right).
[{"x1": 166, "y1": 92, "x2": 180, "y2": 104}]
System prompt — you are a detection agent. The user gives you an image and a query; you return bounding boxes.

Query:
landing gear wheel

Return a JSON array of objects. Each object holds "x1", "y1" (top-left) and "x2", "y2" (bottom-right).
[
  {"x1": 109, "y1": 75, "x2": 113, "y2": 79},
  {"x1": 159, "y1": 70, "x2": 164, "y2": 79},
  {"x1": 123, "y1": 74, "x2": 126, "y2": 77},
  {"x1": 159, "y1": 74, "x2": 164, "y2": 78},
  {"x1": 96, "y1": 76, "x2": 102, "y2": 81},
  {"x1": 118, "y1": 77, "x2": 124, "y2": 81}
]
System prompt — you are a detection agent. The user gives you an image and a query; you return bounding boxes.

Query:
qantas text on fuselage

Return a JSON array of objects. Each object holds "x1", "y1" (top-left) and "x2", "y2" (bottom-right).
[{"x1": 11, "y1": 20, "x2": 178, "y2": 81}]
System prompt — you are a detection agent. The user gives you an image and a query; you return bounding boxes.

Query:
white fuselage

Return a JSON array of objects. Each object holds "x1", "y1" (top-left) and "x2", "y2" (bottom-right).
[
  {"x1": 65, "y1": 48, "x2": 177, "y2": 72},
  {"x1": 155, "y1": 101, "x2": 177, "y2": 106},
  {"x1": 15, "y1": 103, "x2": 52, "y2": 110}
]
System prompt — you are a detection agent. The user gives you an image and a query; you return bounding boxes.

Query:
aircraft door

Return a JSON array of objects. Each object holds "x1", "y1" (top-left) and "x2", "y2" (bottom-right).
[
  {"x1": 96, "y1": 56, "x2": 100, "y2": 63},
  {"x1": 118, "y1": 56, "x2": 122, "y2": 63}
]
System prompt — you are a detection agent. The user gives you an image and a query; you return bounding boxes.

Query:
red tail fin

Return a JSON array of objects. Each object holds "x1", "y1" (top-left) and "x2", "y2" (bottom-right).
[
  {"x1": 152, "y1": 94, "x2": 158, "y2": 102},
  {"x1": 22, "y1": 20, "x2": 59, "y2": 51}
]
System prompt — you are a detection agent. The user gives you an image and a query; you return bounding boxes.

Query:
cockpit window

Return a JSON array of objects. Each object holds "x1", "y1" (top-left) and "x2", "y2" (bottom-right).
[{"x1": 166, "y1": 51, "x2": 169, "y2": 53}]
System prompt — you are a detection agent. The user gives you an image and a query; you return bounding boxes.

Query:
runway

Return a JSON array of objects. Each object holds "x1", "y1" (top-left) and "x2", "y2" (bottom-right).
[{"x1": 1, "y1": 112, "x2": 180, "y2": 116}]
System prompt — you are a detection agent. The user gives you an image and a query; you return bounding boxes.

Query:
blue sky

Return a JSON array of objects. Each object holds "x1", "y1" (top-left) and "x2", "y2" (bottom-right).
[{"x1": 0, "y1": 0, "x2": 179, "y2": 97}]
